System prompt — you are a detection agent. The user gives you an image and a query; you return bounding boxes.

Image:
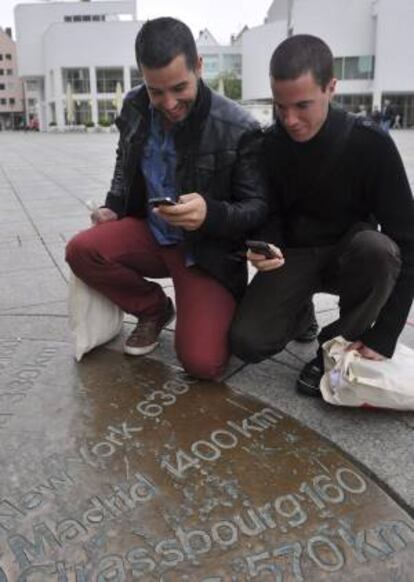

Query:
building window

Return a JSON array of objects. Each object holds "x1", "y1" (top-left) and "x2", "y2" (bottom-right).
[
  {"x1": 98, "y1": 99, "x2": 117, "y2": 123},
  {"x1": 9, "y1": 98, "x2": 15, "y2": 106},
  {"x1": 5, "y1": 54, "x2": 11, "y2": 60},
  {"x1": 0, "y1": 55, "x2": 3, "y2": 61},
  {"x1": 6, "y1": 69, "x2": 12, "y2": 76},
  {"x1": 26, "y1": 80, "x2": 38, "y2": 91},
  {"x1": 334, "y1": 56, "x2": 375, "y2": 80},
  {"x1": 96, "y1": 68, "x2": 123, "y2": 93},
  {"x1": 222, "y1": 54, "x2": 242, "y2": 76},
  {"x1": 0, "y1": 69, "x2": 3, "y2": 76},
  {"x1": 49, "y1": 102, "x2": 56, "y2": 124},
  {"x1": 28, "y1": 98, "x2": 36, "y2": 106},
  {"x1": 382, "y1": 93, "x2": 414, "y2": 128},
  {"x1": 64, "y1": 14, "x2": 104, "y2": 22},
  {"x1": 0, "y1": 99, "x2": 6, "y2": 105},
  {"x1": 202, "y1": 54, "x2": 219, "y2": 76},
  {"x1": 344, "y1": 56, "x2": 374, "y2": 80},
  {"x1": 62, "y1": 68, "x2": 90, "y2": 93},
  {"x1": 130, "y1": 67, "x2": 142, "y2": 88},
  {"x1": 334, "y1": 93, "x2": 373, "y2": 114},
  {"x1": 0, "y1": 84, "x2": 5, "y2": 90},
  {"x1": 66, "y1": 100, "x2": 92, "y2": 125}
]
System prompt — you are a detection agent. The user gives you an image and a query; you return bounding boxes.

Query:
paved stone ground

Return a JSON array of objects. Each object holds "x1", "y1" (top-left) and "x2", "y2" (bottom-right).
[{"x1": 0, "y1": 128, "x2": 413, "y2": 515}]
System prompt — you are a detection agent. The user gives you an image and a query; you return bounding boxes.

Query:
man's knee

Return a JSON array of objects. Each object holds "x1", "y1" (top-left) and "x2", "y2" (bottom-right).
[
  {"x1": 230, "y1": 318, "x2": 285, "y2": 364},
  {"x1": 346, "y1": 230, "x2": 401, "y2": 279},
  {"x1": 178, "y1": 349, "x2": 228, "y2": 381},
  {"x1": 65, "y1": 230, "x2": 99, "y2": 278},
  {"x1": 66, "y1": 231, "x2": 88, "y2": 267}
]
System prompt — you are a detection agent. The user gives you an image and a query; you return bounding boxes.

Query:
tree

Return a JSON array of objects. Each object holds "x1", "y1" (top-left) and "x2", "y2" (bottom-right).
[{"x1": 207, "y1": 71, "x2": 241, "y2": 101}]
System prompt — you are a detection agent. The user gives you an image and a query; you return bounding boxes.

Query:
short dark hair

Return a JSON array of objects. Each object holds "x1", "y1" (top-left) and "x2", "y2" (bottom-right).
[
  {"x1": 270, "y1": 34, "x2": 334, "y2": 89},
  {"x1": 135, "y1": 17, "x2": 198, "y2": 71}
]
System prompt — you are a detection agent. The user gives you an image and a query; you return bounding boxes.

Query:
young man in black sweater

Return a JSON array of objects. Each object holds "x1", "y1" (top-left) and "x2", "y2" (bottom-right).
[{"x1": 231, "y1": 34, "x2": 414, "y2": 396}]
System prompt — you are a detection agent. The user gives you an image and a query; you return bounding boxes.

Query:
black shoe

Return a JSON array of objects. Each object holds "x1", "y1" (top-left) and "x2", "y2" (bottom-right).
[
  {"x1": 296, "y1": 349, "x2": 324, "y2": 397},
  {"x1": 294, "y1": 303, "x2": 318, "y2": 343},
  {"x1": 295, "y1": 319, "x2": 319, "y2": 342}
]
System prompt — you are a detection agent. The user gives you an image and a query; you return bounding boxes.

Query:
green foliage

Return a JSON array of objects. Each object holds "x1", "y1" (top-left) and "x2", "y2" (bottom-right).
[
  {"x1": 224, "y1": 77, "x2": 242, "y2": 100},
  {"x1": 207, "y1": 72, "x2": 241, "y2": 101},
  {"x1": 98, "y1": 118, "x2": 112, "y2": 127}
]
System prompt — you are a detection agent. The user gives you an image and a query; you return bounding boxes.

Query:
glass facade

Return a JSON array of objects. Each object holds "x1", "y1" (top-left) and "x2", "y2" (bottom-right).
[
  {"x1": 382, "y1": 93, "x2": 414, "y2": 128},
  {"x1": 96, "y1": 68, "x2": 123, "y2": 93},
  {"x1": 333, "y1": 93, "x2": 373, "y2": 114},
  {"x1": 223, "y1": 54, "x2": 242, "y2": 76},
  {"x1": 65, "y1": 100, "x2": 92, "y2": 125},
  {"x1": 334, "y1": 56, "x2": 375, "y2": 80},
  {"x1": 49, "y1": 102, "x2": 56, "y2": 124},
  {"x1": 97, "y1": 99, "x2": 117, "y2": 123},
  {"x1": 64, "y1": 14, "x2": 105, "y2": 22},
  {"x1": 62, "y1": 68, "x2": 90, "y2": 93},
  {"x1": 202, "y1": 54, "x2": 219, "y2": 76}
]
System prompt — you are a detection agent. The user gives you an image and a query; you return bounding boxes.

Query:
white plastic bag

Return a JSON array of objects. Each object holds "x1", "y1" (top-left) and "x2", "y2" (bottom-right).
[
  {"x1": 68, "y1": 271, "x2": 124, "y2": 361},
  {"x1": 320, "y1": 336, "x2": 414, "y2": 410}
]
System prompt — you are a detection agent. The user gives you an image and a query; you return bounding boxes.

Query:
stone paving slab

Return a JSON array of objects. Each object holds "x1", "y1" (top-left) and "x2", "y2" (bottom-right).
[
  {"x1": 0, "y1": 129, "x2": 413, "y2": 533},
  {"x1": 0, "y1": 339, "x2": 413, "y2": 580}
]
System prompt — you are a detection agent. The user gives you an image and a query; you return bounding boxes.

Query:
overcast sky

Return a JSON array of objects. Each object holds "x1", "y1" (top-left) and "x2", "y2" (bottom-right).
[{"x1": 0, "y1": 0, "x2": 273, "y2": 43}]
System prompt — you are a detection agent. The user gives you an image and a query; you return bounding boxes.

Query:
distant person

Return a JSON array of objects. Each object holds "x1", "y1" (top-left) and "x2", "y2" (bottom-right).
[
  {"x1": 231, "y1": 34, "x2": 414, "y2": 397},
  {"x1": 380, "y1": 99, "x2": 395, "y2": 133},
  {"x1": 66, "y1": 17, "x2": 267, "y2": 379},
  {"x1": 370, "y1": 105, "x2": 382, "y2": 125},
  {"x1": 356, "y1": 104, "x2": 367, "y2": 118},
  {"x1": 393, "y1": 112, "x2": 402, "y2": 129}
]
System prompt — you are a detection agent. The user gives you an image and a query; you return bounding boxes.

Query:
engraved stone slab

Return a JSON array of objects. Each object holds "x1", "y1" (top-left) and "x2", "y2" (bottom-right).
[{"x1": 0, "y1": 341, "x2": 413, "y2": 581}]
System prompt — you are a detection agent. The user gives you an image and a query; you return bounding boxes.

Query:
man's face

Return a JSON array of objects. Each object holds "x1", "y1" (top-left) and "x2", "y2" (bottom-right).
[
  {"x1": 142, "y1": 54, "x2": 202, "y2": 125},
  {"x1": 271, "y1": 71, "x2": 336, "y2": 142}
]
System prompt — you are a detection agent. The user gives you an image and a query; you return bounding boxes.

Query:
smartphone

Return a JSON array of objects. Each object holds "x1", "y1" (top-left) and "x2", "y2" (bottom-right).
[
  {"x1": 148, "y1": 197, "x2": 176, "y2": 207},
  {"x1": 245, "y1": 240, "x2": 277, "y2": 259}
]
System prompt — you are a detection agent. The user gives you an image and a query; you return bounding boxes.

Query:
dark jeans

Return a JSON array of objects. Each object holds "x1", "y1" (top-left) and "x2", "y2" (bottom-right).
[{"x1": 231, "y1": 229, "x2": 401, "y2": 362}]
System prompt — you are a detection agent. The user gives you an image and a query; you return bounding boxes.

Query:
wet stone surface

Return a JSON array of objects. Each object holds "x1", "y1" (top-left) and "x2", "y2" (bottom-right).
[{"x1": 0, "y1": 340, "x2": 413, "y2": 581}]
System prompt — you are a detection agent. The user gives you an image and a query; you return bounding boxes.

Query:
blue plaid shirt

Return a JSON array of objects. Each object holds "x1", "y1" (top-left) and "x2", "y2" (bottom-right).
[{"x1": 141, "y1": 107, "x2": 184, "y2": 245}]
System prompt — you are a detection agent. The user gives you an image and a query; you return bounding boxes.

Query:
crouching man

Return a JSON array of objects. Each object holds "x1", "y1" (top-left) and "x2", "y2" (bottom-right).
[
  {"x1": 66, "y1": 17, "x2": 267, "y2": 379},
  {"x1": 231, "y1": 35, "x2": 414, "y2": 396}
]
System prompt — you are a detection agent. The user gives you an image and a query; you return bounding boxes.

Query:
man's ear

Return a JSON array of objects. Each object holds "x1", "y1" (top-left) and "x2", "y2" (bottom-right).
[
  {"x1": 195, "y1": 56, "x2": 203, "y2": 78},
  {"x1": 327, "y1": 77, "x2": 337, "y2": 99}
]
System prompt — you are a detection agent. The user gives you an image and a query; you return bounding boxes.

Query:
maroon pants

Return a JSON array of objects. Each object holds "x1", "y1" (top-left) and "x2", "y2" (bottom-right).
[{"x1": 66, "y1": 218, "x2": 236, "y2": 379}]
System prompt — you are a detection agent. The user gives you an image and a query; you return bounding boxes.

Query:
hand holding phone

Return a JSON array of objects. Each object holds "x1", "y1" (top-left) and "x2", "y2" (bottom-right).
[
  {"x1": 245, "y1": 240, "x2": 284, "y2": 272},
  {"x1": 246, "y1": 240, "x2": 278, "y2": 259},
  {"x1": 148, "y1": 197, "x2": 177, "y2": 207}
]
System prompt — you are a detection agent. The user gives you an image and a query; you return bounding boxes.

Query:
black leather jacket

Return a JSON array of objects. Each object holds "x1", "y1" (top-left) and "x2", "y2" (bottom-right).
[{"x1": 105, "y1": 81, "x2": 268, "y2": 298}]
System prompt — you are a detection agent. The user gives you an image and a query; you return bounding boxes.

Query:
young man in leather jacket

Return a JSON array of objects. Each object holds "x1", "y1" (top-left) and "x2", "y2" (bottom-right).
[
  {"x1": 66, "y1": 17, "x2": 267, "y2": 379},
  {"x1": 231, "y1": 35, "x2": 414, "y2": 396}
]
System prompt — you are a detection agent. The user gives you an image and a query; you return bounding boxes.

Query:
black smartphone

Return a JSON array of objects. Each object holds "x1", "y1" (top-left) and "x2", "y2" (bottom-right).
[
  {"x1": 148, "y1": 197, "x2": 176, "y2": 207},
  {"x1": 245, "y1": 240, "x2": 277, "y2": 259}
]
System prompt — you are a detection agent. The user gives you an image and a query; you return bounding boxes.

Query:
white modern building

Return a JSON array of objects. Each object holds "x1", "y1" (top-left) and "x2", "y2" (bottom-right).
[
  {"x1": 196, "y1": 28, "x2": 243, "y2": 99},
  {"x1": 15, "y1": 0, "x2": 142, "y2": 130},
  {"x1": 14, "y1": 1, "x2": 245, "y2": 131},
  {"x1": 13, "y1": 0, "x2": 414, "y2": 130},
  {"x1": 242, "y1": 0, "x2": 414, "y2": 126}
]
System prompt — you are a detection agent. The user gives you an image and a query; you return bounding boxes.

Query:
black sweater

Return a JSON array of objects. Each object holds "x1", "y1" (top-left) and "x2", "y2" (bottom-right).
[{"x1": 262, "y1": 106, "x2": 414, "y2": 357}]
